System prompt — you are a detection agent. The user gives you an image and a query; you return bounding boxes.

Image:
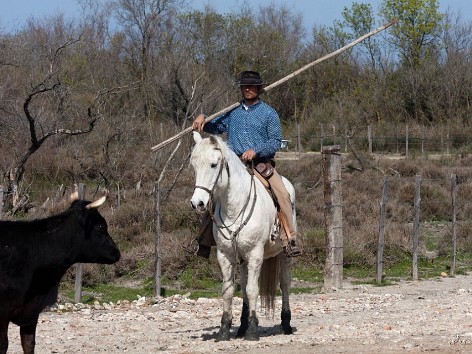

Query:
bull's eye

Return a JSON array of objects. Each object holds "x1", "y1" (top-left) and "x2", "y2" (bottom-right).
[{"x1": 211, "y1": 163, "x2": 218, "y2": 168}]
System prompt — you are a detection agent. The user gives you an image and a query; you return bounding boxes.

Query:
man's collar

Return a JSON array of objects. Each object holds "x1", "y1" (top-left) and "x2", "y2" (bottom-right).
[{"x1": 242, "y1": 99, "x2": 260, "y2": 110}]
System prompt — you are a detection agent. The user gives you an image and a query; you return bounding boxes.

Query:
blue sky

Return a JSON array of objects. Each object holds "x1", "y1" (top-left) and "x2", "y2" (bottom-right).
[{"x1": 1, "y1": 0, "x2": 471, "y2": 32}]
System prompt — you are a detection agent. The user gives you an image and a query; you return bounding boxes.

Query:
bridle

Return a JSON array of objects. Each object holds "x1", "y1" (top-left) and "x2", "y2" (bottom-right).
[
  {"x1": 193, "y1": 151, "x2": 227, "y2": 198},
  {"x1": 193, "y1": 150, "x2": 257, "y2": 242}
]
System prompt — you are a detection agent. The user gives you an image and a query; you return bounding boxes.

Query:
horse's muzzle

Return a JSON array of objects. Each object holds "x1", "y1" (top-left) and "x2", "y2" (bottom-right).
[{"x1": 190, "y1": 200, "x2": 207, "y2": 214}]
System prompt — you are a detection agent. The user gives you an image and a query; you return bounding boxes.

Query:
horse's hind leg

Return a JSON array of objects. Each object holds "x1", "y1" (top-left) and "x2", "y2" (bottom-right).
[
  {"x1": 216, "y1": 252, "x2": 234, "y2": 341},
  {"x1": 236, "y1": 261, "x2": 249, "y2": 338},
  {"x1": 279, "y1": 254, "x2": 293, "y2": 334}
]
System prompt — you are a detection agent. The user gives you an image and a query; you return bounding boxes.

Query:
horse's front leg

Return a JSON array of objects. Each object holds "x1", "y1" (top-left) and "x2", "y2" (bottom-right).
[
  {"x1": 279, "y1": 254, "x2": 293, "y2": 334},
  {"x1": 244, "y1": 250, "x2": 264, "y2": 341},
  {"x1": 216, "y1": 251, "x2": 235, "y2": 341}
]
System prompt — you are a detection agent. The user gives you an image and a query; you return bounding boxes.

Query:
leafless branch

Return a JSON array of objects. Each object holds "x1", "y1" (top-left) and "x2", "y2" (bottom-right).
[
  {"x1": 345, "y1": 132, "x2": 385, "y2": 174},
  {"x1": 345, "y1": 132, "x2": 365, "y2": 172}
]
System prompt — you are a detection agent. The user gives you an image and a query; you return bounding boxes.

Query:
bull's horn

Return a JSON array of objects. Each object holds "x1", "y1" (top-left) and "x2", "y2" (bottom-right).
[{"x1": 86, "y1": 196, "x2": 107, "y2": 209}]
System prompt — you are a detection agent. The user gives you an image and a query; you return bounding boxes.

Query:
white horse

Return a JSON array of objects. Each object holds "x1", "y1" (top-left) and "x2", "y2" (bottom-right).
[{"x1": 189, "y1": 132, "x2": 295, "y2": 341}]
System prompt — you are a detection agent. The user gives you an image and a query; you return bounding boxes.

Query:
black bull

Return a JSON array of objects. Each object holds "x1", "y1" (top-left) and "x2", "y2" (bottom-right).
[{"x1": 0, "y1": 197, "x2": 120, "y2": 354}]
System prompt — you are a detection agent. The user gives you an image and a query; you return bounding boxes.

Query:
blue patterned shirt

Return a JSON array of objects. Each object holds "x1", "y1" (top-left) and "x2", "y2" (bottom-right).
[{"x1": 203, "y1": 100, "x2": 282, "y2": 158}]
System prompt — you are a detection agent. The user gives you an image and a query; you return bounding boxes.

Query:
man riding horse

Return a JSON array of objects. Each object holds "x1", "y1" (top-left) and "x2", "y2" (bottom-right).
[{"x1": 183, "y1": 70, "x2": 301, "y2": 258}]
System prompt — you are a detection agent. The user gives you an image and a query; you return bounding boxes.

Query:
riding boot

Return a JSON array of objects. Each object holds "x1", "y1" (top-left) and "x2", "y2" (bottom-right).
[
  {"x1": 278, "y1": 210, "x2": 302, "y2": 258},
  {"x1": 182, "y1": 211, "x2": 214, "y2": 258}
]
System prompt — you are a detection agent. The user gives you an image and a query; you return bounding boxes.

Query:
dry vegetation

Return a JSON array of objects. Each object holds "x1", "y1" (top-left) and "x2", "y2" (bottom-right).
[{"x1": 39, "y1": 148, "x2": 472, "y2": 293}]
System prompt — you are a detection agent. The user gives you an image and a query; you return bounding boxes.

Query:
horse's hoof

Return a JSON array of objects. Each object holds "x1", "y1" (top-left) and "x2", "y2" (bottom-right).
[
  {"x1": 281, "y1": 309, "x2": 292, "y2": 334},
  {"x1": 282, "y1": 325, "x2": 293, "y2": 335},
  {"x1": 244, "y1": 313, "x2": 259, "y2": 340},
  {"x1": 217, "y1": 325, "x2": 231, "y2": 342}
]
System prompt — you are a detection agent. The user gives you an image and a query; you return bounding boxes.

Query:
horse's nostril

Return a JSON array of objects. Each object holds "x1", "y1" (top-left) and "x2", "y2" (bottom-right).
[{"x1": 190, "y1": 201, "x2": 196, "y2": 209}]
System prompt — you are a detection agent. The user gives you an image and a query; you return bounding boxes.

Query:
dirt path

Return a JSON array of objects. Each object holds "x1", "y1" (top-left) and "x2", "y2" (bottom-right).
[{"x1": 8, "y1": 274, "x2": 472, "y2": 353}]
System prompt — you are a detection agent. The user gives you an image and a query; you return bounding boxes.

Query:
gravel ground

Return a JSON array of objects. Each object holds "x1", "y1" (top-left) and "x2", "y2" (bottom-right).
[{"x1": 7, "y1": 274, "x2": 472, "y2": 353}]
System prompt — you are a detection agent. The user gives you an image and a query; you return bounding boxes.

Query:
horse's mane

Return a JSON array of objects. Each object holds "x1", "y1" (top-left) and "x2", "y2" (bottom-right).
[{"x1": 195, "y1": 135, "x2": 246, "y2": 175}]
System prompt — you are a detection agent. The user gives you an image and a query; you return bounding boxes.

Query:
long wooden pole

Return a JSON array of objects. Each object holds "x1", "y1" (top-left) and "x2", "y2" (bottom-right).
[{"x1": 151, "y1": 20, "x2": 397, "y2": 152}]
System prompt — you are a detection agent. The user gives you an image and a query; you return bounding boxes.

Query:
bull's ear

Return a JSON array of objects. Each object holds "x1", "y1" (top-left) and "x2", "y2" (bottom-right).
[
  {"x1": 193, "y1": 131, "x2": 202, "y2": 144},
  {"x1": 86, "y1": 196, "x2": 107, "y2": 209},
  {"x1": 70, "y1": 191, "x2": 79, "y2": 202}
]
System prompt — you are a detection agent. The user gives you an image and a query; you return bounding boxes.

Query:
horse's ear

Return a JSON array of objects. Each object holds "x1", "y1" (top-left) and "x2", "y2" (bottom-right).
[{"x1": 193, "y1": 131, "x2": 202, "y2": 144}]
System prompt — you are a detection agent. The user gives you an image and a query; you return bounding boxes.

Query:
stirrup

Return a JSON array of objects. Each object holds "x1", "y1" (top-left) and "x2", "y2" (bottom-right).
[
  {"x1": 284, "y1": 239, "x2": 302, "y2": 258},
  {"x1": 181, "y1": 238, "x2": 199, "y2": 255}
]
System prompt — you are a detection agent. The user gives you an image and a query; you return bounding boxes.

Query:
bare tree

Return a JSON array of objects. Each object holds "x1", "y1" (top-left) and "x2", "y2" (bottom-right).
[
  {"x1": 441, "y1": 10, "x2": 472, "y2": 121},
  {"x1": 112, "y1": 0, "x2": 183, "y2": 120},
  {"x1": 2, "y1": 36, "x2": 106, "y2": 212}
]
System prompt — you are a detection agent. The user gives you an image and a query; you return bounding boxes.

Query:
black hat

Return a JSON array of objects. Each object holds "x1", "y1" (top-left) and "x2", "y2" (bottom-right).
[{"x1": 236, "y1": 71, "x2": 265, "y2": 86}]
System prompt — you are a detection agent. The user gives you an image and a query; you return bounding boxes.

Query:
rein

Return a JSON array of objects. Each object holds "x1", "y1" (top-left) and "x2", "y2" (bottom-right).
[
  {"x1": 194, "y1": 152, "x2": 258, "y2": 242},
  {"x1": 214, "y1": 175, "x2": 256, "y2": 241}
]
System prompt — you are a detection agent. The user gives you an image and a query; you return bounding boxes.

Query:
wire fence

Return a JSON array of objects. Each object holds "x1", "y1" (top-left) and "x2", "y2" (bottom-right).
[
  {"x1": 286, "y1": 123, "x2": 472, "y2": 157},
  {"x1": 318, "y1": 169, "x2": 472, "y2": 284}
]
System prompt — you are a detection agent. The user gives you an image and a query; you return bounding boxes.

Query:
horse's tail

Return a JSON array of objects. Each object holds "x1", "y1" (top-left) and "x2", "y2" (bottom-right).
[{"x1": 259, "y1": 254, "x2": 280, "y2": 313}]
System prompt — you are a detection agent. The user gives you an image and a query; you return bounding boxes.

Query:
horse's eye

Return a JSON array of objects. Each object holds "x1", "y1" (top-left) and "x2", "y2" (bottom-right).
[{"x1": 211, "y1": 163, "x2": 218, "y2": 168}]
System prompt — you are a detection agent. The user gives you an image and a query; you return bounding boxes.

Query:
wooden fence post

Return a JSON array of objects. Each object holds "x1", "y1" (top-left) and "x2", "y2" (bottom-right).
[
  {"x1": 74, "y1": 183, "x2": 85, "y2": 303},
  {"x1": 412, "y1": 175, "x2": 421, "y2": 281},
  {"x1": 322, "y1": 145, "x2": 343, "y2": 292},
  {"x1": 154, "y1": 181, "x2": 162, "y2": 297},
  {"x1": 450, "y1": 174, "x2": 458, "y2": 276},
  {"x1": 376, "y1": 176, "x2": 389, "y2": 284}
]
